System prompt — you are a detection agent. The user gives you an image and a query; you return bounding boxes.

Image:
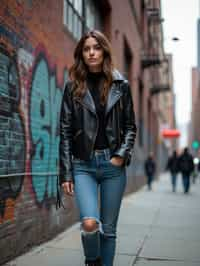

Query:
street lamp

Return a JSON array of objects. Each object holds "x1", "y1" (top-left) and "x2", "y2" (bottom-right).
[{"x1": 171, "y1": 37, "x2": 180, "y2": 41}]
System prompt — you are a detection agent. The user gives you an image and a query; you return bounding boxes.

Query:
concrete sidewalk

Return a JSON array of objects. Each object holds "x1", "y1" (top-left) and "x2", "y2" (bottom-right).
[{"x1": 3, "y1": 173, "x2": 200, "y2": 266}]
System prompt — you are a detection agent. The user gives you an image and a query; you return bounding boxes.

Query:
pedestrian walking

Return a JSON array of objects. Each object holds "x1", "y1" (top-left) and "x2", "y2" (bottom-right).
[
  {"x1": 178, "y1": 147, "x2": 194, "y2": 193},
  {"x1": 197, "y1": 159, "x2": 200, "y2": 181},
  {"x1": 192, "y1": 157, "x2": 199, "y2": 184},
  {"x1": 144, "y1": 152, "x2": 156, "y2": 190},
  {"x1": 59, "y1": 30, "x2": 137, "y2": 266},
  {"x1": 166, "y1": 150, "x2": 180, "y2": 192}
]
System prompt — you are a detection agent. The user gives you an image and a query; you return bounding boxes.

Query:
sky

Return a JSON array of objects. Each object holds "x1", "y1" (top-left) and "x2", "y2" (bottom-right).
[{"x1": 161, "y1": 0, "x2": 199, "y2": 145}]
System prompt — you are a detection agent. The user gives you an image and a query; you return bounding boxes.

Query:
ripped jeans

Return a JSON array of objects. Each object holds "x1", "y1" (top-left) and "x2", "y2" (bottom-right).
[{"x1": 73, "y1": 149, "x2": 126, "y2": 266}]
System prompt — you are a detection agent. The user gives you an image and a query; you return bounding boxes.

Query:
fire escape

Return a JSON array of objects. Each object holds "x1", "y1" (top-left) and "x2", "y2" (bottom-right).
[{"x1": 141, "y1": 1, "x2": 170, "y2": 95}]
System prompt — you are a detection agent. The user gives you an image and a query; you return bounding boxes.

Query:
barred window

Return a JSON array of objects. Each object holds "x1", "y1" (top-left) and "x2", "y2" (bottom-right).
[{"x1": 63, "y1": 0, "x2": 103, "y2": 40}]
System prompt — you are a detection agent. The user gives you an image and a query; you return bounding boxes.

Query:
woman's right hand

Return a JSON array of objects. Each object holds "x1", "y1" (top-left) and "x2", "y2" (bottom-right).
[{"x1": 62, "y1": 181, "x2": 74, "y2": 196}]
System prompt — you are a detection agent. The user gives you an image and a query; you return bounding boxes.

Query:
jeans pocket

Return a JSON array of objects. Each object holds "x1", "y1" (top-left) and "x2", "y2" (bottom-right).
[
  {"x1": 73, "y1": 158, "x2": 84, "y2": 164},
  {"x1": 109, "y1": 160, "x2": 123, "y2": 168}
]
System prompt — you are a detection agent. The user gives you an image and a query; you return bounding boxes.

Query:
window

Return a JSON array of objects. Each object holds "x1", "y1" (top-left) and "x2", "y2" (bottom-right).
[
  {"x1": 63, "y1": 0, "x2": 103, "y2": 40},
  {"x1": 63, "y1": 0, "x2": 83, "y2": 40}
]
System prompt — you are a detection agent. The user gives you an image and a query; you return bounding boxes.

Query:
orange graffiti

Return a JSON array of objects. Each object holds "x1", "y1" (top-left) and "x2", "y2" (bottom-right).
[
  {"x1": 0, "y1": 37, "x2": 15, "y2": 56},
  {"x1": 0, "y1": 198, "x2": 16, "y2": 224}
]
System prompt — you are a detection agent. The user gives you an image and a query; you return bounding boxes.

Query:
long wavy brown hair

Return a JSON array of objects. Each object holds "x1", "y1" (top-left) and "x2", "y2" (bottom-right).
[{"x1": 69, "y1": 30, "x2": 114, "y2": 104}]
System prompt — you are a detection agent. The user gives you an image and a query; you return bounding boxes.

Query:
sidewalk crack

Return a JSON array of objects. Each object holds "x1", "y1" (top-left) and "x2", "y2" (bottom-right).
[
  {"x1": 132, "y1": 208, "x2": 161, "y2": 265},
  {"x1": 131, "y1": 235, "x2": 148, "y2": 265}
]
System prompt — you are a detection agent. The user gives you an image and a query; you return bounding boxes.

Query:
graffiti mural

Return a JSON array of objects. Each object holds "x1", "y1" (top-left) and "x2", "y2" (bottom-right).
[
  {"x1": 0, "y1": 42, "x2": 68, "y2": 217},
  {"x1": 30, "y1": 52, "x2": 66, "y2": 203},
  {"x1": 0, "y1": 49, "x2": 26, "y2": 217}
]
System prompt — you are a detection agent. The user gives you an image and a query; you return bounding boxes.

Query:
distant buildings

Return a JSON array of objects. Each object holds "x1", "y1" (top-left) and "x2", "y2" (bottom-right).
[{"x1": 189, "y1": 17, "x2": 200, "y2": 155}]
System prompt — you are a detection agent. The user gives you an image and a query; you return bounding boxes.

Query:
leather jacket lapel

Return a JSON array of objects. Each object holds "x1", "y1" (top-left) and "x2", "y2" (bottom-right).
[
  {"x1": 106, "y1": 83, "x2": 122, "y2": 115},
  {"x1": 78, "y1": 89, "x2": 96, "y2": 115},
  {"x1": 74, "y1": 70, "x2": 124, "y2": 116}
]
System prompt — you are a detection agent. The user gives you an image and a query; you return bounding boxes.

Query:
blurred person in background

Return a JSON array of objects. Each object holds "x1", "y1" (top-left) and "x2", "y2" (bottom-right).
[
  {"x1": 166, "y1": 150, "x2": 180, "y2": 192},
  {"x1": 144, "y1": 152, "x2": 156, "y2": 190},
  {"x1": 192, "y1": 157, "x2": 199, "y2": 184},
  {"x1": 178, "y1": 147, "x2": 194, "y2": 194},
  {"x1": 198, "y1": 159, "x2": 200, "y2": 180}
]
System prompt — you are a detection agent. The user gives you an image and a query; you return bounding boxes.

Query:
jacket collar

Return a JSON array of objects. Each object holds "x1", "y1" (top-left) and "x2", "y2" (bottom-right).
[
  {"x1": 80, "y1": 69, "x2": 125, "y2": 115},
  {"x1": 105, "y1": 70, "x2": 125, "y2": 114},
  {"x1": 112, "y1": 69, "x2": 125, "y2": 82},
  {"x1": 82, "y1": 89, "x2": 96, "y2": 115}
]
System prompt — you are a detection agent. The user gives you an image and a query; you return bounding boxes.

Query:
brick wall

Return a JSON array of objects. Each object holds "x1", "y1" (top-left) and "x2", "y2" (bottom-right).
[
  {"x1": 0, "y1": 0, "x2": 148, "y2": 264},
  {"x1": 0, "y1": 1, "x2": 80, "y2": 263}
]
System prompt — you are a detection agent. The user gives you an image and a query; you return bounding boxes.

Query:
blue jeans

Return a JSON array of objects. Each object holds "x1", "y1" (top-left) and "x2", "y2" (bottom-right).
[
  {"x1": 182, "y1": 174, "x2": 190, "y2": 193},
  {"x1": 72, "y1": 149, "x2": 126, "y2": 266},
  {"x1": 147, "y1": 175, "x2": 153, "y2": 190},
  {"x1": 171, "y1": 174, "x2": 177, "y2": 192}
]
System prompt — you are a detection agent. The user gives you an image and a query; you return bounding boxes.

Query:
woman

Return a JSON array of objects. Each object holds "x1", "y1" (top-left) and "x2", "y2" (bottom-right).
[{"x1": 59, "y1": 30, "x2": 137, "y2": 266}]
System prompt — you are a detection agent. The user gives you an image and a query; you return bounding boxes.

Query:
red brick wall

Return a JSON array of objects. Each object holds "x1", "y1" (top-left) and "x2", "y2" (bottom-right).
[
  {"x1": 0, "y1": 1, "x2": 79, "y2": 263},
  {"x1": 0, "y1": 0, "x2": 156, "y2": 263},
  {"x1": 191, "y1": 68, "x2": 200, "y2": 147}
]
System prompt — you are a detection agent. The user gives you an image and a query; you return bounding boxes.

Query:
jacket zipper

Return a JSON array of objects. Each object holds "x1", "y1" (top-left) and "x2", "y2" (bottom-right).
[
  {"x1": 91, "y1": 114, "x2": 99, "y2": 153},
  {"x1": 117, "y1": 103, "x2": 121, "y2": 144},
  {"x1": 75, "y1": 99, "x2": 98, "y2": 153},
  {"x1": 73, "y1": 129, "x2": 82, "y2": 140}
]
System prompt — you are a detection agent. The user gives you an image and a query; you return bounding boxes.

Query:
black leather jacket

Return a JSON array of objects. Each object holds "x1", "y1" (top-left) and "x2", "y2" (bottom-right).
[{"x1": 59, "y1": 70, "x2": 137, "y2": 183}]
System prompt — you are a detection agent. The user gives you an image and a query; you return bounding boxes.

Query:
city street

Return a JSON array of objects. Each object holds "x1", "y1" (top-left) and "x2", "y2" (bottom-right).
[
  {"x1": 3, "y1": 172, "x2": 200, "y2": 266},
  {"x1": 1, "y1": 1, "x2": 197, "y2": 265}
]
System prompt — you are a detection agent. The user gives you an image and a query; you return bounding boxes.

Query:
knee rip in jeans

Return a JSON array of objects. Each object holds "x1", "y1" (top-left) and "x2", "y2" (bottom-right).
[{"x1": 81, "y1": 218, "x2": 101, "y2": 234}]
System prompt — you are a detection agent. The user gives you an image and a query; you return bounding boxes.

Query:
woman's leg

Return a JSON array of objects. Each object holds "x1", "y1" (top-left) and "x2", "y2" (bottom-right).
[
  {"x1": 73, "y1": 160, "x2": 101, "y2": 263},
  {"x1": 171, "y1": 174, "x2": 176, "y2": 192},
  {"x1": 99, "y1": 161, "x2": 126, "y2": 266},
  {"x1": 174, "y1": 174, "x2": 177, "y2": 191},
  {"x1": 147, "y1": 175, "x2": 152, "y2": 190},
  {"x1": 182, "y1": 174, "x2": 187, "y2": 193},
  {"x1": 185, "y1": 175, "x2": 190, "y2": 193}
]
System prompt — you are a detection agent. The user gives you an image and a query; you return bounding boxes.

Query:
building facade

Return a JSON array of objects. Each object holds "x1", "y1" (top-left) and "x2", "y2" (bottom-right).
[
  {"x1": 0, "y1": 0, "x2": 173, "y2": 263},
  {"x1": 190, "y1": 68, "x2": 200, "y2": 154},
  {"x1": 189, "y1": 14, "x2": 200, "y2": 155},
  {"x1": 158, "y1": 54, "x2": 177, "y2": 155}
]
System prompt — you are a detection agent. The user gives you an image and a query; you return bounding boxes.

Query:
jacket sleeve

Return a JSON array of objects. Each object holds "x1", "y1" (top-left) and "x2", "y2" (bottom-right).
[
  {"x1": 114, "y1": 81, "x2": 137, "y2": 165},
  {"x1": 59, "y1": 82, "x2": 74, "y2": 184}
]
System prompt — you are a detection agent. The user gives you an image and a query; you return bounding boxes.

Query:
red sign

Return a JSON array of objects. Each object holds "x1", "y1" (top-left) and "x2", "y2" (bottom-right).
[{"x1": 161, "y1": 129, "x2": 180, "y2": 138}]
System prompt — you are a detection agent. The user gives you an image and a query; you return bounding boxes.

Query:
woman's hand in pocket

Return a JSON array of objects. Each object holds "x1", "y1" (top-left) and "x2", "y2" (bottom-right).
[
  {"x1": 62, "y1": 181, "x2": 74, "y2": 196},
  {"x1": 110, "y1": 156, "x2": 124, "y2": 167}
]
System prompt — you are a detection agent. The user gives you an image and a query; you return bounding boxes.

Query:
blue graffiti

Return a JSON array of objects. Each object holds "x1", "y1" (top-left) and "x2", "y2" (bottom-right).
[
  {"x1": 0, "y1": 24, "x2": 33, "y2": 53},
  {"x1": 30, "y1": 55, "x2": 67, "y2": 203},
  {"x1": 0, "y1": 49, "x2": 25, "y2": 216}
]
